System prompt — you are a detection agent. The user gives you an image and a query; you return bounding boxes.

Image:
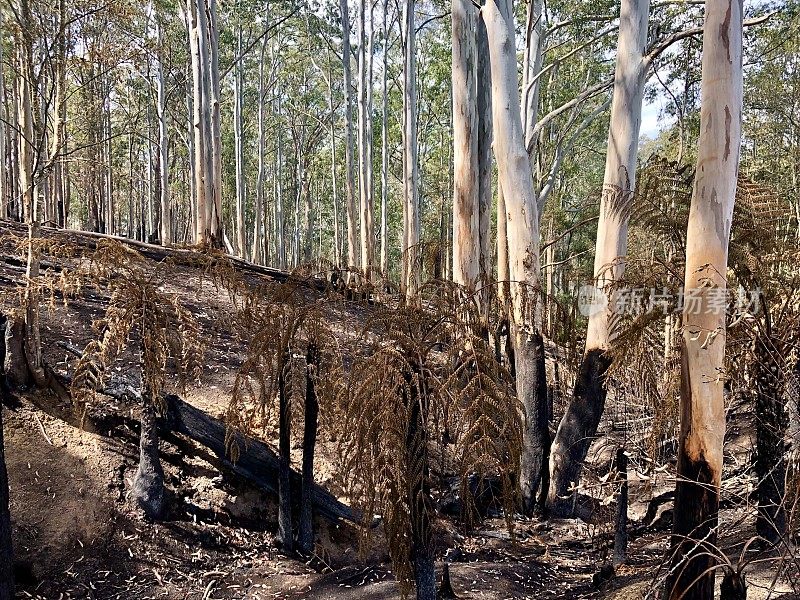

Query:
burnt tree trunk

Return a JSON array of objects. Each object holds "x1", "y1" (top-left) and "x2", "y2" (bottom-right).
[
  {"x1": 3, "y1": 317, "x2": 29, "y2": 390},
  {"x1": 277, "y1": 356, "x2": 293, "y2": 551},
  {"x1": 297, "y1": 343, "x2": 318, "y2": 555},
  {"x1": 613, "y1": 447, "x2": 628, "y2": 567},
  {"x1": 753, "y1": 316, "x2": 787, "y2": 545},
  {"x1": 405, "y1": 364, "x2": 435, "y2": 600},
  {"x1": 518, "y1": 331, "x2": 549, "y2": 516},
  {"x1": 132, "y1": 393, "x2": 165, "y2": 520},
  {"x1": 0, "y1": 317, "x2": 15, "y2": 600},
  {"x1": 548, "y1": 349, "x2": 611, "y2": 515}
]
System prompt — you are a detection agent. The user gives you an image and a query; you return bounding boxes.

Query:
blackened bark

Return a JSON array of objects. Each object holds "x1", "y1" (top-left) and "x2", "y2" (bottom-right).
[
  {"x1": 3, "y1": 317, "x2": 30, "y2": 389},
  {"x1": 664, "y1": 447, "x2": 719, "y2": 600},
  {"x1": 753, "y1": 329, "x2": 787, "y2": 545},
  {"x1": 132, "y1": 394, "x2": 165, "y2": 520},
  {"x1": 438, "y1": 563, "x2": 458, "y2": 598},
  {"x1": 405, "y1": 363, "x2": 435, "y2": 600},
  {"x1": 613, "y1": 447, "x2": 628, "y2": 567},
  {"x1": 0, "y1": 327, "x2": 15, "y2": 600},
  {"x1": 277, "y1": 357, "x2": 293, "y2": 551},
  {"x1": 548, "y1": 349, "x2": 611, "y2": 516},
  {"x1": 519, "y1": 330, "x2": 549, "y2": 516},
  {"x1": 297, "y1": 344, "x2": 318, "y2": 555},
  {"x1": 720, "y1": 571, "x2": 746, "y2": 600}
]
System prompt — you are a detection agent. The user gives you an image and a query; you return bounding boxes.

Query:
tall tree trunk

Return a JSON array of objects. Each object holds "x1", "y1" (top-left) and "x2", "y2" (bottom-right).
[
  {"x1": 548, "y1": 0, "x2": 650, "y2": 515},
  {"x1": 379, "y1": 0, "x2": 390, "y2": 276},
  {"x1": 253, "y1": 34, "x2": 268, "y2": 265},
  {"x1": 157, "y1": 19, "x2": 171, "y2": 245},
  {"x1": 664, "y1": 1, "x2": 743, "y2": 597},
  {"x1": 234, "y1": 13, "x2": 246, "y2": 258},
  {"x1": 476, "y1": 6, "x2": 492, "y2": 297},
  {"x1": 298, "y1": 344, "x2": 319, "y2": 555},
  {"x1": 402, "y1": 0, "x2": 420, "y2": 298},
  {"x1": 188, "y1": 0, "x2": 208, "y2": 244},
  {"x1": 483, "y1": 0, "x2": 545, "y2": 514},
  {"x1": 16, "y1": 1, "x2": 44, "y2": 387},
  {"x1": 276, "y1": 99, "x2": 286, "y2": 269},
  {"x1": 340, "y1": 0, "x2": 359, "y2": 270},
  {"x1": 358, "y1": 0, "x2": 376, "y2": 274},
  {"x1": 451, "y1": 0, "x2": 480, "y2": 292},
  {"x1": 207, "y1": 0, "x2": 223, "y2": 245}
]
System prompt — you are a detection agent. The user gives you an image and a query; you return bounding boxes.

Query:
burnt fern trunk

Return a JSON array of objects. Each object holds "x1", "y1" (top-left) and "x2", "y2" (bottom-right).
[
  {"x1": 297, "y1": 343, "x2": 318, "y2": 555},
  {"x1": 753, "y1": 319, "x2": 787, "y2": 545},
  {"x1": 132, "y1": 391, "x2": 165, "y2": 520},
  {"x1": 406, "y1": 363, "x2": 435, "y2": 600},
  {"x1": 276, "y1": 354, "x2": 293, "y2": 551}
]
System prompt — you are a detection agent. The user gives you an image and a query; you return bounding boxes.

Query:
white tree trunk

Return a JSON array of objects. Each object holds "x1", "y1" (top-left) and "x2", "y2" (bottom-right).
[
  {"x1": 157, "y1": 19, "x2": 171, "y2": 245},
  {"x1": 665, "y1": 1, "x2": 742, "y2": 597},
  {"x1": 380, "y1": 0, "x2": 390, "y2": 276},
  {"x1": 234, "y1": 17, "x2": 246, "y2": 257},
  {"x1": 341, "y1": 0, "x2": 360, "y2": 269},
  {"x1": 451, "y1": 0, "x2": 480, "y2": 292},
  {"x1": 402, "y1": 0, "x2": 420, "y2": 298},
  {"x1": 484, "y1": 0, "x2": 545, "y2": 514},
  {"x1": 207, "y1": 0, "x2": 223, "y2": 243},
  {"x1": 253, "y1": 34, "x2": 268, "y2": 265},
  {"x1": 548, "y1": 0, "x2": 650, "y2": 514}
]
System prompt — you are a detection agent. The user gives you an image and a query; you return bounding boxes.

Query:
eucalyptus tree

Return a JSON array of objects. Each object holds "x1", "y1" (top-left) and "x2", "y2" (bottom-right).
[{"x1": 665, "y1": 0, "x2": 743, "y2": 596}]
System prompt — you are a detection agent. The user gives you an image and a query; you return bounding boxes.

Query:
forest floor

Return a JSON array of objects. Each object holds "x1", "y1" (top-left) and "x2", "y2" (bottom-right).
[{"x1": 0, "y1": 226, "x2": 798, "y2": 599}]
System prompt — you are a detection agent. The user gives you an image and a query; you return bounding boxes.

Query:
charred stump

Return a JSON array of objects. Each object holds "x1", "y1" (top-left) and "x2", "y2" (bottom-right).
[
  {"x1": 131, "y1": 393, "x2": 165, "y2": 520},
  {"x1": 297, "y1": 343, "x2": 319, "y2": 555}
]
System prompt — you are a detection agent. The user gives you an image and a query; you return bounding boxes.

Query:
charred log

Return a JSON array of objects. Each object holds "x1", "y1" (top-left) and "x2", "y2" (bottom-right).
[{"x1": 298, "y1": 343, "x2": 319, "y2": 555}]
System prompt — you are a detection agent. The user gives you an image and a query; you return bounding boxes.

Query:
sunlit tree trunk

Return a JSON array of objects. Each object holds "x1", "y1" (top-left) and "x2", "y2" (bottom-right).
[
  {"x1": 357, "y1": 0, "x2": 376, "y2": 274},
  {"x1": 157, "y1": 19, "x2": 171, "y2": 245},
  {"x1": 275, "y1": 96, "x2": 286, "y2": 269},
  {"x1": 340, "y1": 0, "x2": 359, "y2": 269},
  {"x1": 402, "y1": 0, "x2": 420, "y2": 299},
  {"x1": 380, "y1": 0, "x2": 390, "y2": 276},
  {"x1": 484, "y1": 0, "x2": 546, "y2": 514},
  {"x1": 188, "y1": 0, "x2": 207, "y2": 243},
  {"x1": 207, "y1": 0, "x2": 223, "y2": 244},
  {"x1": 476, "y1": 6, "x2": 492, "y2": 295},
  {"x1": 548, "y1": 0, "x2": 650, "y2": 514},
  {"x1": 253, "y1": 34, "x2": 268, "y2": 265},
  {"x1": 234, "y1": 14, "x2": 246, "y2": 257},
  {"x1": 664, "y1": 1, "x2": 743, "y2": 597},
  {"x1": 451, "y1": 0, "x2": 480, "y2": 292}
]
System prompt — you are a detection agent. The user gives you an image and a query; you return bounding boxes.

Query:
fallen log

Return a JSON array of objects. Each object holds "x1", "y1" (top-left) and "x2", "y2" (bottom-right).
[
  {"x1": 48, "y1": 344, "x2": 364, "y2": 525},
  {"x1": 0, "y1": 218, "x2": 329, "y2": 291},
  {"x1": 159, "y1": 392, "x2": 365, "y2": 526}
]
